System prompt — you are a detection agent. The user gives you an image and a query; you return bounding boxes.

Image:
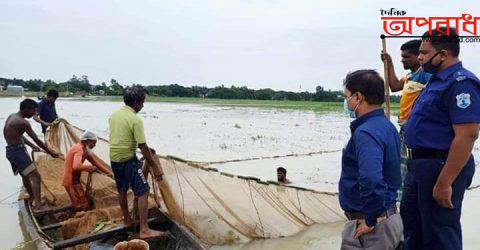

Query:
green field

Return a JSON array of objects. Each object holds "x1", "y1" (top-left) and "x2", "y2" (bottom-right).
[
  {"x1": 1, "y1": 94, "x2": 399, "y2": 114},
  {"x1": 78, "y1": 96, "x2": 400, "y2": 114}
]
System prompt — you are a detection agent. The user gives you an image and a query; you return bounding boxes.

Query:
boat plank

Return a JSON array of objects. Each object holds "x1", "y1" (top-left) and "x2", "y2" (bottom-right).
[
  {"x1": 33, "y1": 205, "x2": 73, "y2": 217},
  {"x1": 52, "y1": 217, "x2": 158, "y2": 249}
]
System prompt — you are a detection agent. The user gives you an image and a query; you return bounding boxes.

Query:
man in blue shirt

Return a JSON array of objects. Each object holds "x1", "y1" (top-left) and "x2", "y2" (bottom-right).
[
  {"x1": 33, "y1": 89, "x2": 58, "y2": 134},
  {"x1": 340, "y1": 70, "x2": 403, "y2": 250},
  {"x1": 402, "y1": 27, "x2": 480, "y2": 250}
]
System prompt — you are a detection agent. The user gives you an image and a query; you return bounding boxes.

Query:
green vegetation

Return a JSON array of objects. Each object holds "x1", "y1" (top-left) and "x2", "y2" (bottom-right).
[
  {"x1": 82, "y1": 96, "x2": 400, "y2": 114},
  {"x1": 0, "y1": 75, "x2": 400, "y2": 114},
  {"x1": 0, "y1": 75, "x2": 401, "y2": 103}
]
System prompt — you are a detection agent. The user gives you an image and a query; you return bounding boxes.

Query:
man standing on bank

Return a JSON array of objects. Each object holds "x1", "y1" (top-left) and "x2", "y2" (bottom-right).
[
  {"x1": 340, "y1": 70, "x2": 403, "y2": 250},
  {"x1": 381, "y1": 39, "x2": 431, "y2": 126},
  {"x1": 109, "y1": 85, "x2": 164, "y2": 239},
  {"x1": 381, "y1": 40, "x2": 431, "y2": 191},
  {"x1": 402, "y1": 27, "x2": 480, "y2": 250}
]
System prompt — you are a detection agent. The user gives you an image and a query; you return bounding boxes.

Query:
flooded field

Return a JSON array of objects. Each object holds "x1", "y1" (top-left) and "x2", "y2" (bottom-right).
[{"x1": 1, "y1": 97, "x2": 480, "y2": 249}]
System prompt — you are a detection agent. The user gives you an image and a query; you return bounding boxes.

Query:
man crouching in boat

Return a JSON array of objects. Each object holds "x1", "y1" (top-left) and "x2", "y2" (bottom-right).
[
  {"x1": 62, "y1": 131, "x2": 113, "y2": 211},
  {"x1": 339, "y1": 70, "x2": 402, "y2": 249},
  {"x1": 109, "y1": 85, "x2": 164, "y2": 239},
  {"x1": 3, "y1": 99, "x2": 60, "y2": 213}
]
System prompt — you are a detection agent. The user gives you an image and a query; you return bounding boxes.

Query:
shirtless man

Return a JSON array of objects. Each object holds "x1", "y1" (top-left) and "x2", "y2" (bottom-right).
[{"x1": 3, "y1": 99, "x2": 60, "y2": 213}]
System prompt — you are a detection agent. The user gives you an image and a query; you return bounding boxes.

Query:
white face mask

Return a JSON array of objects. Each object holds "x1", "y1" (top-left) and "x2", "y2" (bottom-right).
[{"x1": 85, "y1": 146, "x2": 93, "y2": 155}]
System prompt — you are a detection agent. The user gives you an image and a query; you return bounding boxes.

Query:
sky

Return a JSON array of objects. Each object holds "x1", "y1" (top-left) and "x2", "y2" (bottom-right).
[{"x1": 1, "y1": 0, "x2": 479, "y2": 92}]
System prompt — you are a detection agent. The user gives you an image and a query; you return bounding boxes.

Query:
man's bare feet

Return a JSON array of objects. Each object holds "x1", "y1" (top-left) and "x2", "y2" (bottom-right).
[
  {"x1": 37, "y1": 198, "x2": 47, "y2": 206},
  {"x1": 139, "y1": 228, "x2": 164, "y2": 239},
  {"x1": 123, "y1": 217, "x2": 134, "y2": 227},
  {"x1": 20, "y1": 193, "x2": 31, "y2": 201},
  {"x1": 32, "y1": 204, "x2": 51, "y2": 214}
]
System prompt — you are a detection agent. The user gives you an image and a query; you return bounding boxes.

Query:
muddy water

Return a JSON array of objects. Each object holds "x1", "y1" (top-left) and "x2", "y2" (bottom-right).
[{"x1": 1, "y1": 97, "x2": 480, "y2": 249}]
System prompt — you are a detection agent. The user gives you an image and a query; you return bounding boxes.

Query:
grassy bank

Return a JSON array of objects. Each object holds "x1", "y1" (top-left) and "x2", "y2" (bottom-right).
[
  {"x1": 1, "y1": 94, "x2": 399, "y2": 114},
  {"x1": 74, "y1": 96, "x2": 400, "y2": 114}
]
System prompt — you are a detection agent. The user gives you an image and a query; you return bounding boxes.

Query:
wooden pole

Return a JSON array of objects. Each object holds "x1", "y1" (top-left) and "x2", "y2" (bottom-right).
[{"x1": 382, "y1": 37, "x2": 391, "y2": 120}]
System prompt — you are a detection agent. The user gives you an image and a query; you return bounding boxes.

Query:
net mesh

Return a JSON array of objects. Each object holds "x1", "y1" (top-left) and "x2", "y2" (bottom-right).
[
  {"x1": 33, "y1": 119, "x2": 135, "y2": 250},
  {"x1": 155, "y1": 157, "x2": 344, "y2": 245},
  {"x1": 33, "y1": 119, "x2": 345, "y2": 247}
]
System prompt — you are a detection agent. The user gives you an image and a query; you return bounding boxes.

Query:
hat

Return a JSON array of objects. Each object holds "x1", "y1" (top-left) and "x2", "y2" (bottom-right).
[{"x1": 80, "y1": 131, "x2": 98, "y2": 141}]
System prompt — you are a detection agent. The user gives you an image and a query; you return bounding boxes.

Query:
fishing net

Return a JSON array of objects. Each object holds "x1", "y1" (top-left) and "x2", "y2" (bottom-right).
[
  {"x1": 32, "y1": 119, "x2": 137, "y2": 248},
  {"x1": 33, "y1": 119, "x2": 345, "y2": 247},
  {"x1": 154, "y1": 157, "x2": 344, "y2": 245},
  {"x1": 41, "y1": 119, "x2": 120, "y2": 210},
  {"x1": 60, "y1": 206, "x2": 123, "y2": 240}
]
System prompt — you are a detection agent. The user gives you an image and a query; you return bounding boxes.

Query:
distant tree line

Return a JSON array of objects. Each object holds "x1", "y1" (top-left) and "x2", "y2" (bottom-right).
[{"x1": 0, "y1": 75, "x2": 400, "y2": 102}]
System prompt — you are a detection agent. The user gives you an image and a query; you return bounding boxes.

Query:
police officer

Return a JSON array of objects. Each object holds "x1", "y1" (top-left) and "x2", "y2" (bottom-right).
[{"x1": 402, "y1": 27, "x2": 480, "y2": 250}]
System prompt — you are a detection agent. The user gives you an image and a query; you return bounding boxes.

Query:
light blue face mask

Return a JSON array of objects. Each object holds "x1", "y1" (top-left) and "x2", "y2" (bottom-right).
[{"x1": 343, "y1": 93, "x2": 359, "y2": 119}]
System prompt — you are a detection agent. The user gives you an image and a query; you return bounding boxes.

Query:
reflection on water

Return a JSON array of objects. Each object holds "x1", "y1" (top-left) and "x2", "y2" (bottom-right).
[
  {"x1": 211, "y1": 221, "x2": 345, "y2": 250},
  {"x1": 17, "y1": 209, "x2": 37, "y2": 250}
]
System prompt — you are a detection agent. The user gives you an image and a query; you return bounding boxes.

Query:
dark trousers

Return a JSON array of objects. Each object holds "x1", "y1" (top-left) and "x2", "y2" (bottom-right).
[{"x1": 400, "y1": 156, "x2": 475, "y2": 250}]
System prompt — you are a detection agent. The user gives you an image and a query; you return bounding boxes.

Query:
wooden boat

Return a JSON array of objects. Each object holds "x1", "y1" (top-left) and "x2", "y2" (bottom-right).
[
  {"x1": 18, "y1": 175, "x2": 206, "y2": 250},
  {"x1": 17, "y1": 119, "x2": 206, "y2": 249}
]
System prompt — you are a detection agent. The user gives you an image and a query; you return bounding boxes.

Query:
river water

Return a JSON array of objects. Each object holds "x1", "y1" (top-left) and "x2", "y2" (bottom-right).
[{"x1": 1, "y1": 97, "x2": 479, "y2": 249}]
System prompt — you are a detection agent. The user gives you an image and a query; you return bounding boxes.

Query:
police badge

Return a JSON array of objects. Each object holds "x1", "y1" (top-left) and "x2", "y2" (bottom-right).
[{"x1": 456, "y1": 93, "x2": 471, "y2": 109}]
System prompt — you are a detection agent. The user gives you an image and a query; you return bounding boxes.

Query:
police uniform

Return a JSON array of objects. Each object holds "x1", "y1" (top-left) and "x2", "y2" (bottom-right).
[{"x1": 402, "y1": 62, "x2": 480, "y2": 250}]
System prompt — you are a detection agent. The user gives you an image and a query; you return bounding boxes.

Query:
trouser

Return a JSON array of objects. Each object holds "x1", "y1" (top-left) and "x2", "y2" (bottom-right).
[
  {"x1": 6, "y1": 144, "x2": 35, "y2": 177},
  {"x1": 398, "y1": 125, "x2": 408, "y2": 200},
  {"x1": 400, "y1": 156, "x2": 475, "y2": 250},
  {"x1": 111, "y1": 156, "x2": 150, "y2": 196},
  {"x1": 341, "y1": 214, "x2": 403, "y2": 250},
  {"x1": 65, "y1": 183, "x2": 89, "y2": 211}
]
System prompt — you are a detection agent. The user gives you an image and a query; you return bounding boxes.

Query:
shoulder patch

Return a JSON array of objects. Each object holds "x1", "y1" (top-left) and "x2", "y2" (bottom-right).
[
  {"x1": 456, "y1": 75, "x2": 467, "y2": 82},
  {"x1": 455, "y1": 70, "x2": 480, "y2": 84},
  {"x1": 455, "y1": 71, "x2": 467, "y2": 81},
  {"x1": 456, "y1": 93, "x2": 471, "y2": 109}
]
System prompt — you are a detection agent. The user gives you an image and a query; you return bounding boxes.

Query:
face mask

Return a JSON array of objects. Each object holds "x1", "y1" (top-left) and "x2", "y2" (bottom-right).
[
  {"x1": 423, "y1": 51, "x2": 443, "y2": 74},
  {"x1": 85, "y1": 146, "x2": 93, "y2": 155},
  {"x1": 344, "y1": 93, "x2": 360, "y2": 119}
]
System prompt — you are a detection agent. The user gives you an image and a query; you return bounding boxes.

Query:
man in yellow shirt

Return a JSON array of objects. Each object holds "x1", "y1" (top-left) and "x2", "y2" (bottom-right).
[
  {"x1": 381, "y1": 39, "x2": 432, "y2": 125},
  {"x1": 109, "y1": 85, "x2": 164, "y2": 239}
]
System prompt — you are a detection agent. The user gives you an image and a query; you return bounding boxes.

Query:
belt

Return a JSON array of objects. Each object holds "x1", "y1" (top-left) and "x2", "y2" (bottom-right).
[
  {"x1": 406, "y1": 148, "x2": 448, "y2": 160},
  {"x1": 344, "y1": 204, "x2": 397, "y2": 221},
  {"x1": 6, "y1": 144, "x2": 26, "y2": 149}
]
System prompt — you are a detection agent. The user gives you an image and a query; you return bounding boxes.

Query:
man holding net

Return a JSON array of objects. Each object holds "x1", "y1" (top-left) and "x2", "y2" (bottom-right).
[
  {"x1": 109, "y1": 85, "x2": 164, "y2": 239},
  {"x1": 62, "y1": 131, "x2": 112, "y2": 211},
  {"x1": 33, "y1": 89, "x2": 59, "y2": 135},
  {"x1": 3, "y1": 99, "x2": 60, "y2": 213}
]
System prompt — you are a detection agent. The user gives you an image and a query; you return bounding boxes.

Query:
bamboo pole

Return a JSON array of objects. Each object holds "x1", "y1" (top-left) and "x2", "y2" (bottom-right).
[{"x1": 382, "y1": 37, "x2": 392, "y2": 120}]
